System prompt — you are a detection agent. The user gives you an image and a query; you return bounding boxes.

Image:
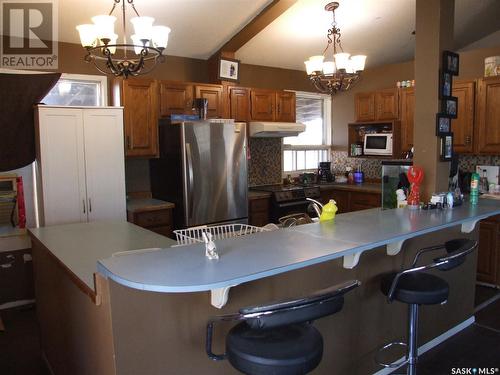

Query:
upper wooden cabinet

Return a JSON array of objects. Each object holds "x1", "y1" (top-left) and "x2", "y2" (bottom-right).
[
  {"x1": 250, "y1": 89, "x2": 296, "y2": 122},
  {"x1": 399, "y1": 87, "x2": 415, "y2": 152},
  {"x1": 452, "y1": 81, "x2": 475, "y2": 154},
  {"x1": 355, "y1": 89, "x2": 398, "y2": 121},
  {"x1": 276, "y1": 91, "x2": 296, "y2": 122},
  {"x1": 229, "y1": 87, "x2": 250, "y2": 122},
  {"x1": 195, "y1": 84, "x2": 223, "y2": 119},
  {"x1": 159, "y1": 81, "x2": 193, "y2": 117},
  {"x1": 117, "y1": 78, "x2": 159, "y2": 158},
  {"x1": 250, "y1": 89, "x2": 276, "y2": 121},
  {"x1": 476, "y1": 77, "x2": 500, "y2": 154}
]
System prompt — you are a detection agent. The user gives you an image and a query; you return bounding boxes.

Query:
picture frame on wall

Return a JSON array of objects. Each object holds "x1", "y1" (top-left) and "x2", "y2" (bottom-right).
[
  {"x1": 443, "y1": 51, "x2": 459, "y2": 76},
  {"x1": 436, "y1": 114, "x2": 452, "y2": 135},
  {"x1": 440, "y1": 133, "x2": 454, "y2": 161},
  {"x1": 218, "y1": 57, "x2": 240, "y2": 82},
  {"x1": 439, "y1": 71, "x2": 453, "y2": 98},
  {"x1": 441, "y1": 96, "x2": 458, "y2": 118}
]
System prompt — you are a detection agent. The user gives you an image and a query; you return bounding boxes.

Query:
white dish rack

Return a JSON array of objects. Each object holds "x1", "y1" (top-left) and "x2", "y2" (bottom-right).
[{"x1": 174, "y1": 223, "x2": 273, "y2": 246}]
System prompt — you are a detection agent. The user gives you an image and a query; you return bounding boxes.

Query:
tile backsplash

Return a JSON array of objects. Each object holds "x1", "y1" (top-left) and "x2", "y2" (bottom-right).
[
  {"x1": 248, "y1": 138, "x2": 282, "y2": 186},
  {"x1": 458, "y1": 154, "x2": 500, "y2": 173},
  {"x1": 330, "y1": 151, "x2": 382, "y2": 180}
]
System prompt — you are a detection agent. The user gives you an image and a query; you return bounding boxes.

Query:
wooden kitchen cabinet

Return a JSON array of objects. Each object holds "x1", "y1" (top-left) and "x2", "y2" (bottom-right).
[
  {"x1": 476, "y1": 77, "x2": 500, "y2": 154},
  {"x1": 355, "y1": 89, "x2": 398, "y2": 122},
  {"x1": 127, "y1": 208, "x2": 174, "y2": 238},
  {"x1": 399, "y1": 87, "x2": 415, "y2": 152},
  {"x1": 250, "y1": 89, "x2": 276, "y2": 121},
  {"x1": 276, "y1": 91, "x2": 296, "y2": 122},
  {"x1": 452, "y1": 81, "x2": 475, "y2": 154},
  {"x1": 229, "y1": 87, "x2": 250, "y2": 122},
  {"x1": 117, "y1": 78, "x2": 159, "y2": 158},
  {"x1": 477, "y1": 215, "x2": 500, "y2": 285},
  {"x1": 195, "y1": 84, "x2": 223, "y2": 118},
  {"x1": 319, "y1": 188, "x2": 380, "y2": 213},
  {"x1": 249, "y1": 197, "x2": 270, "y2": 227},
  {"x1": 320, "y1": 189, "x2": 349, "y2": 214},
  {"x1": 159, "y1": 81, "x2": 194, "y2": 117}
]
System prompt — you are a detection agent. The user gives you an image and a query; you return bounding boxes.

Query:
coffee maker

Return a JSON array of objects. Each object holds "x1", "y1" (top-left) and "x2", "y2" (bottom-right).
[{"x1": 318, "y1": 162, "x2": 333, "y2": 183}]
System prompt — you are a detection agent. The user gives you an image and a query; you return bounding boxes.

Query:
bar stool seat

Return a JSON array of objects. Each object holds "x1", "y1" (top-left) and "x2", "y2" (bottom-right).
[
  {"x1": 226, "y1": 322, "x2": 323, "y2": 375},
  {"x1": 381, "y1": 272, "x2": 449, "y2": 305}
]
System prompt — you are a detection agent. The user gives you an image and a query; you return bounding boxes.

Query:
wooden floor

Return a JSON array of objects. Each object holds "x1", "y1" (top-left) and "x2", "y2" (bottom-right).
[{"x1": 0, "y1": 285, "x2": 499, "y2": 375}]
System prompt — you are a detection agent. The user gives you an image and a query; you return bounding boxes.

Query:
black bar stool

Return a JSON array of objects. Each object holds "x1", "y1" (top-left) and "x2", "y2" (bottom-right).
[
  {"x1": 376, "y1": 238, "x2": 477, "y2": 375},
  {"x1": 206, "y1": 280, "x2": 360, "y2": 375}
]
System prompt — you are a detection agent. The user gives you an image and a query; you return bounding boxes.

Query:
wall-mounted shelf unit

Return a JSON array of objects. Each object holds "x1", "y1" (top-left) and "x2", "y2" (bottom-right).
[{"x1": 347, "y1": 120, "x2": 401, "y2": 159}]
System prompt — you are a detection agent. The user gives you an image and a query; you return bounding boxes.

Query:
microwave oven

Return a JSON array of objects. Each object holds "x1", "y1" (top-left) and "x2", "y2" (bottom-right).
[{"x1": 363, "y1": 133, "x2": 393, "y2": 156}]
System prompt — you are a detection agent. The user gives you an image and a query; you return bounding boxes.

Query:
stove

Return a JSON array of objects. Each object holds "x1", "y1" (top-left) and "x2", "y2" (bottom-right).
[{"x1": 251, "y1": 184, "x2": 321, "y2": 223}]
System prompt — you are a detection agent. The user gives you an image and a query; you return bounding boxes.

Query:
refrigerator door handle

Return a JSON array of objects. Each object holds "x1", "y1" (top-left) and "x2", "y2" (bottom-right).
[{"x1": 186, "y1": 142, "x2": 195, "y2": 220}]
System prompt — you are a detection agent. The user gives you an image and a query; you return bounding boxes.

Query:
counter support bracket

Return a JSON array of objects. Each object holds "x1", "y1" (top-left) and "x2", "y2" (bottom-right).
[
  {"x1": 387, "y1": 240, "x2": 405, "y2": 256},
  {"x1": 461, "y1": 219, "x2": 480, "y2": 234},
  {"x1": 343, "y1": 252, "x2": 363, "y2": 269},
  {"x1": 211, "y1": 285, "x2": 237, "y2": 309}
]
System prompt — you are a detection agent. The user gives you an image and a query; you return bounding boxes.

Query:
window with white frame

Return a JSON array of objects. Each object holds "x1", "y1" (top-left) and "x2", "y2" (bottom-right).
[
  {"x1": 283, "y1": 91, "x2": 331, "y2": 174},
  {"x1": 43, "y1": 73, "x2": 108, "y2": 106}
]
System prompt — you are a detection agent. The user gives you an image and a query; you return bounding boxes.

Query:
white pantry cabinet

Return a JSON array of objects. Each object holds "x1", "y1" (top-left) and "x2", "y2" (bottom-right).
[{"x1": 35, "y1": 106, "x2": 126, "y2": 226}]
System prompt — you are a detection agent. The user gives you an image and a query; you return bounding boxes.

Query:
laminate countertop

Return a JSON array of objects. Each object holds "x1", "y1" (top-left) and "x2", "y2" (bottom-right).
[
  {"x1": 127, "y1": 198, "x2": 175, "y2": 213},
  {"x1": 97, "y1": 199, "x2": 500, "y2": 294}
]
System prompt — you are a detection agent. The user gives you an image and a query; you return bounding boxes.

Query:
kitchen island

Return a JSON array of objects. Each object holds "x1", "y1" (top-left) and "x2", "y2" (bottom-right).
[{"x1": 29, "y1": 200, "x2": 500, "y2": 375}]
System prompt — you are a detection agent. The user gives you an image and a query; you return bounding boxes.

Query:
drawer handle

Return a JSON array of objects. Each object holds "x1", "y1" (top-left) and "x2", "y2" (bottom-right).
[{"x1": 1, "y1": 255, "x2": 15, "y2": 269}]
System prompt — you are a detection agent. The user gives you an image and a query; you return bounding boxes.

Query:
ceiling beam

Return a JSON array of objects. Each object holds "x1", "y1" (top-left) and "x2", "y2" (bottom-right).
[{"x1": 210, "y1": 0, "x2": 298, "y2": 58}]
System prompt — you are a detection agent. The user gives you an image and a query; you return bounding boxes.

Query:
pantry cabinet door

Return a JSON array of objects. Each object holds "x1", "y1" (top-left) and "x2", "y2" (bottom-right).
[
  {"x1": 36, "y1": 108, "x2": 87, "y2": 225},
  {"x1": 399, "y1": 87, "x2": 415, "y2": 153},
  {"x1": 83, "y1": 109, "x2": 126, "y2": 222},
  {"x1": 476, "y1": 77, "x2": 500, "y2": 154}
]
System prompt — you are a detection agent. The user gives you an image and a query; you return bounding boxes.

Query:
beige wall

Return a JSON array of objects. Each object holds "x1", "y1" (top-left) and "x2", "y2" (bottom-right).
[{"x1": 331, "y1": 45, "x2": 500, "y2": 150}]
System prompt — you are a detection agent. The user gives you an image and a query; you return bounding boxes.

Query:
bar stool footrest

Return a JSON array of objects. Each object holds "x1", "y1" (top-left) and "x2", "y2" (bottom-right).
[{"x1": 375, "y1": 341, "x2": 408, "y2": 368}]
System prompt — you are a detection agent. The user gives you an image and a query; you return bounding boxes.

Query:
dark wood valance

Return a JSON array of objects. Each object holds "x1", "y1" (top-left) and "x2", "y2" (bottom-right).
[{"x1": 0, "y1": 72, "x2": 61, "y2": 171}]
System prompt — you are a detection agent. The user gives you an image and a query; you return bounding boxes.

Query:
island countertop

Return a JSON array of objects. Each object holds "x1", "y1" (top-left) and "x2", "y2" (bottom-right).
[{"x1": 97, "y1": 199, "x2": 500, "y2": 294}]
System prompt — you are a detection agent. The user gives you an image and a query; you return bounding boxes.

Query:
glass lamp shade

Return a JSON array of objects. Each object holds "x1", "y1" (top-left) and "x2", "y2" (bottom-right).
[
  {"x1": 334, "y1": 53, "x2": 350, "y2": 71},
  {"x1": 131, "y1": 34, "x2": 150, "y2": 54},
  {"x1": 351, "y1": 55, "x2": 367, "y2": 72},
  {"x1": 105, "y1": 34, "x2": 118, "y2": 54},
  {"x1": 305, "y1": 55, "x2": 324, "y2": 74},
  {"x1": 131, "y1": 16, "x2": 154, "y2": 41},
  {"x1": 91, "y1": 15, "x2": 116, "y2": 40},
  {"x1": 76, "y1": 24, "x2": 97, "y2": 47},
  {"x1": 323, "y1": 61, "x2": 336, "y2": 75},
  {"x1": 152, "y1": 26, "x2": 171, "y2": 49}
]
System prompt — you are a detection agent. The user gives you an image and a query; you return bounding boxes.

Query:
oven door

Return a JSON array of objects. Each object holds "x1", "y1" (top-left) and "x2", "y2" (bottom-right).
[{"x1": 271, "y1": 200, "x2": 312, "y2": 223}]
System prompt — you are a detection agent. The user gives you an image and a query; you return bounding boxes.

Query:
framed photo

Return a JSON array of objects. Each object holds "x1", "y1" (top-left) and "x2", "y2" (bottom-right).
[
  {"x1": 439, "y1": 71, "x2": 453, "y2": 98},
  {"x1": 440, "y1": 133, "x2": 454, "y2": 161},
  {"x1": 218, "y1": 57, "x2": 240, "y2": 82},
  {"x1": 436, "y1": 114, "x2": 452, "y2": 135},
  {"x1": 441, "y1": 96, "x2": 458, "y2": 118},
  {"x1": 443, "y1": 51, "x2": 459, "y2": 75}
]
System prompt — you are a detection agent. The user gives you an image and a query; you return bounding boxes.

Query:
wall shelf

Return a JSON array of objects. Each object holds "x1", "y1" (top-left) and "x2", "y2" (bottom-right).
[{"x1": 348, "y1": 121, "x2": 402, "y2": 159}]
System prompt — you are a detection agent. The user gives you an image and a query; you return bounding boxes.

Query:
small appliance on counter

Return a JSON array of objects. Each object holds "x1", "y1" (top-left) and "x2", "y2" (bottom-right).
[
  {"x1": 317, "y1": 162, "x2": 333, "y2": 183},
  {"x1": 363, "y1": 133, "x2": 393, "y2": 156}
]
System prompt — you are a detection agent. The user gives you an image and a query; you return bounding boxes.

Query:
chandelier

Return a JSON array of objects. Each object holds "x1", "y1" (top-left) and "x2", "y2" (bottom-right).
[
  {"x1": 76, "y1": 0, "x2": 171, "y2": 78},
  {"x1": 304, "y1": 2, "x2": 366, "y2": 95}
]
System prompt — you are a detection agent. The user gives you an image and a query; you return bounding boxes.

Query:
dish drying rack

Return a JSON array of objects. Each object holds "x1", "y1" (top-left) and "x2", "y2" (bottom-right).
[{"x1": 174, "y1": 223, "x2": 272, "y2": 246}]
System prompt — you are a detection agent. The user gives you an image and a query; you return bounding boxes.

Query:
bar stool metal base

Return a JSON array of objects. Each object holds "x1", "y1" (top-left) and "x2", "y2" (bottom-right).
[{"x1": 376, "y1": 303, "x2": 419, "y2": 375}]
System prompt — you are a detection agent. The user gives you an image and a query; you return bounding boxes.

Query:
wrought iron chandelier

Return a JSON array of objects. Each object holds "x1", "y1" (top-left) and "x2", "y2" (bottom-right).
[
  {"x1": 76, "y1": 0, "x2": 171, "y2": 78},
  {"x1": 304, "y1": 2, "x2": 366, "y2": 95}
]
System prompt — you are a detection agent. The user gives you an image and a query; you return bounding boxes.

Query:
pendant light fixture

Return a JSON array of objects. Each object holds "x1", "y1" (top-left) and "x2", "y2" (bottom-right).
[
  {"x1": 305, "y1": 2, "x2": 366, "y2": 95},
  {"x1": 76, "y1": 0, "x2": 171, "y2": 78}
]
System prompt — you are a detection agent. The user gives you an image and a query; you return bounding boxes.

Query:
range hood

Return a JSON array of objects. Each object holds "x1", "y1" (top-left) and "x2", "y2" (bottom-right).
[{"x1": 249, "y1": 122, "x2": 306, "y2": 138}]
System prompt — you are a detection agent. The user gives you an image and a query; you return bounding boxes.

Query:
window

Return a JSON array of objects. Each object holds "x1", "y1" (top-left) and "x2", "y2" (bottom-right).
[
  {"x1": 43, "y1": 74, "x2": 107, "y2": 106},
  {"x1": 283, "y1": 91, "x2": 331, "y2": 174}
]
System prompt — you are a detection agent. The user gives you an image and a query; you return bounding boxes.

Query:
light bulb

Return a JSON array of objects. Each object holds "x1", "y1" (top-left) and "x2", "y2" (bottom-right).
[
  {"x1": 76, "y1": 24, "x2": 97, "y2": 48},
  {"x1": 152, "y1": 26, "x2": 171, "y2": 49},
  {"x1": 131, "y1": 16, "x2": 154, "y2": 41}
]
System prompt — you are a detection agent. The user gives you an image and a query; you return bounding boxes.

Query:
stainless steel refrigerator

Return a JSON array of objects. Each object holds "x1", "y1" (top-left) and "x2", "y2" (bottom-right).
[{"x1": 150, "y1": 119, "x2": 248, "y2": 229}]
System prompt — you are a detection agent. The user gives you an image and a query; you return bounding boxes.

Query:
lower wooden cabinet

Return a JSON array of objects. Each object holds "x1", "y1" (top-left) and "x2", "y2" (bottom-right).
[
  {"x1": 249, "y1": 197, "x2": 270, "y2": 227},
  {"x1": 477, "y1": 215, "x2": 500, "y2": 285},
  {"x1": 320, "y1": 188, "x2": 381, "y2": 213},
  {"x1": 127, "y1": 208, "x2": 174, "y2": 238}
]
